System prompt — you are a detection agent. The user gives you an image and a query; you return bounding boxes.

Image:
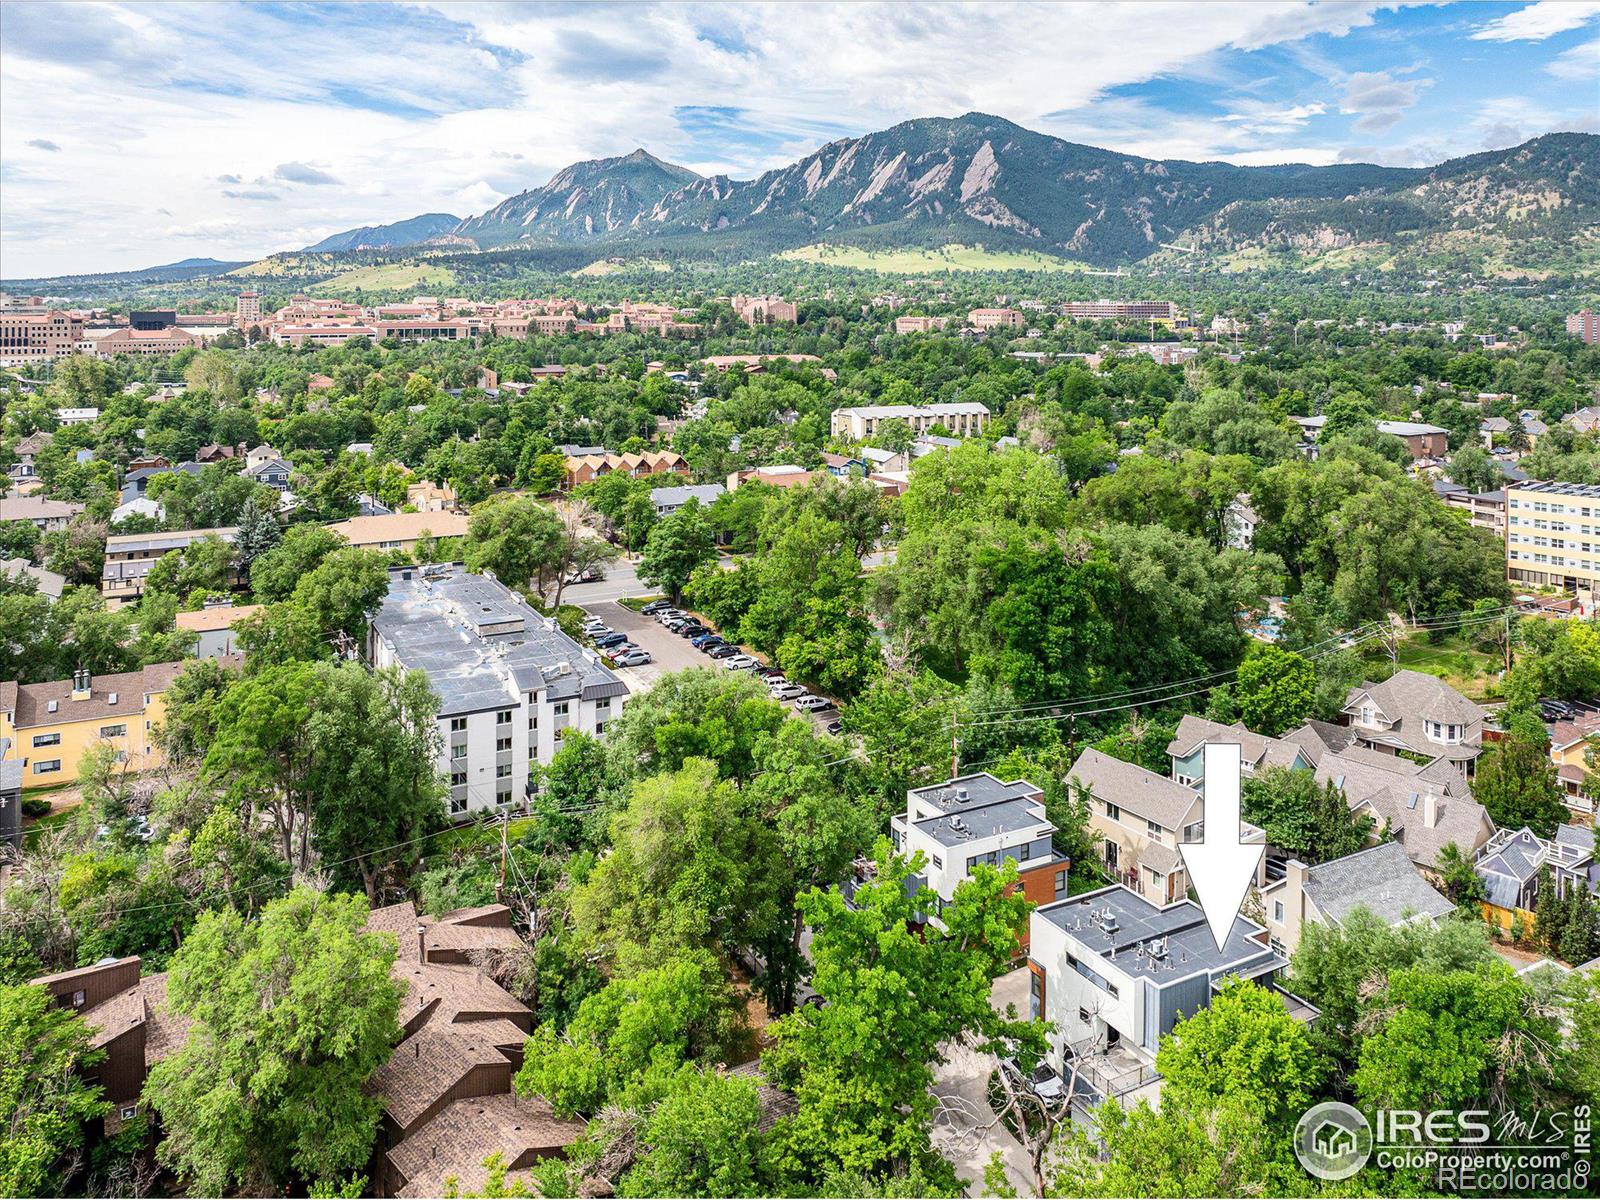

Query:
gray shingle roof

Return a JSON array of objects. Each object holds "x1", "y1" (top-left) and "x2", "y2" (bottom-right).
[
  {"x1": 1069, "y1": 747, "x2": 1201, "y2": 830},
  {"x1": 1301, "y1": 842, "x2": 1453, "y2": 926}
]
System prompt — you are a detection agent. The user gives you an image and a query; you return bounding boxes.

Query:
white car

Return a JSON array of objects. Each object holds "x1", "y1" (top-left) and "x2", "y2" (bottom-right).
[
  {"x1": 654, "y1": 608, "x2": 686, "y2": 624},
  {"x1": 794, "y1": 694, "x2": 833, "y2": 712},
  {"x1": 614, "y1": 649, "x2": 653, "y2": 667},
  {"x1": 722, "y1": 654, "x2": 760, "y2": 671},
  {"x1": 770, "y1": 683, "x2": 806, "y2": 701}
]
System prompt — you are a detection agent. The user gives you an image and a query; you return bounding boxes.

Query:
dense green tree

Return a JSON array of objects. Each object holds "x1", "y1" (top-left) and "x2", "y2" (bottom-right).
[
  {"x1": 620, "y1": 1067, "x2": 767, "y2": 1199},
  {"x1": 143, "y1": 889, "x2": 402, "y2": 1196},
  {"x1": 234, "y1": 493, "x2": 281, "y2": 583},
  {"x1": 463, "y1": 494, "x2": 563, "y2": 592},
  {"x1": 0, "y1": 984, "x2": 109, "y2": 1197},
  {"x1": 1472, "y1": 721, "x2": 1568, "y2": 836},
  {"x1": 638, "y1": 498, "x2": 717, "y2": 602},
  {"x1": 1233, "y1": 644, "x2": 1316, "y2": 735},
  {"x1": 1240, "y1": 767, "x2": 1374, "y2": 864},
  {"x1": 248, "y1": 523, "x2": 347, "y2": 602}
]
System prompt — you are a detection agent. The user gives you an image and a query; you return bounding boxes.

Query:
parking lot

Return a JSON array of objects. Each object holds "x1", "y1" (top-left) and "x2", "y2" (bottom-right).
[{"x1": 575, "y1": 601, "x2": 842, "y2": 730}]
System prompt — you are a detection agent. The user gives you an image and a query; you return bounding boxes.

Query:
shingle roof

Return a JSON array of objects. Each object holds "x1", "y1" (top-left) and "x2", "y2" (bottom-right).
[
  {"x1": 368, "y1": 1024, "x2": 513, "y2": 1133},
  {"x1": 1165, "y1": 715, "x2": 1310, "y2": 771},
  {"x1": 1300, "y1": 842, "x2": 1453, "y2": 926},
  {"x1": 7, "y1": 660, "x2": 188, "y2": 728},
  {"x1": 387, "y1": 1093, "x2": 585, "y2": 1199},
  {"x1": 1068, "y1": 747, "x2": 1201, "y2": 830}
]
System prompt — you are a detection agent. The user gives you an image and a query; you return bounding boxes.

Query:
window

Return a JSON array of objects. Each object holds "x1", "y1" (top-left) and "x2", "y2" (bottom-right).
[
  {"x1": 496, "y1": 709, "x2": 512, "y2": 726},
  {"x1": 496, "y1": 763, "x2": 512, "y2": 779},
  {"x1": 71, "y1": 989, "x2": 85, "y2": 1007},
  {"x1": 451, "y1": 770, "x2": 466, "y2": 787},
  {"x1": 451, "y1": 744, "x2": 466, "y2": 761},
  {"x1": 553, "y1": 701, "x2": 570, "y2": 717},
  {"x1": 450, "y1": 794, "x2": 468, "y2": 815},
  {"x1": 31, "y1": 732, "x2": 60, "y2": 748},
  {"x1": 1078, "y1": 1007, "x2": 1092, "y2": 1023},
  {"x1": 496, "y1": 785, "x2": 512, "y2": 806},
  {"x1": 554, "y1": 727, "x2": 565, "y2": 742},
  {"x1": 1146, "y1": 866, "x2": 1161, "y2": 886},
  {"x1": 1029, "y1": 970, "x2": 1044, "y2": 1020},
  {"x1": 931, "y1": 855, "x2": 943, "y2": 869},
  {"x1": 495, "y1": 736, "x2": 512, "y2": 752},
  {"x1": 529, "y1": 713, "x2": 538, "y2": 729},
  {"x1": 595, "y1": 722, "x2": 606, "y2": 737},
  {"x1": 449, "y1": 717, "x2": 467, "y2": 733},
  {"x1": 1146, "y1": 819, "x2": 1162, "y2": 839},
  {"x1": 1272, "y1": 900, "x2": 1285, "y2": 922},
  {"x1": 120, "y1": 1104, "x2": 138, "y2": 1121},
  {"x1": 597, "y1": 697, "x2": 611, "y2": 713},
  {"x1": 1104, "y1": 801, "x2": 1121, "y2": 822},
  {"x1": 1054, "y1": 869, "x2": 1068, "y2": 900},
  {"x1": 100, "y1": 724, "x2": 127, "y2": 738},
  {"x1": 34, "y1": 759, "x2": 61, "y2": 774}
]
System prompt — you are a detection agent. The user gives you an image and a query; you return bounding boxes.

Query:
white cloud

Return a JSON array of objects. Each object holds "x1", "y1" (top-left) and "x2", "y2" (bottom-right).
[
  {"x1": 1472, "y1": 1, "x2": 1600, "y2": 42},
  {"x1": 1547, "y1": 36, "x2": 1600, "y2": 79}
]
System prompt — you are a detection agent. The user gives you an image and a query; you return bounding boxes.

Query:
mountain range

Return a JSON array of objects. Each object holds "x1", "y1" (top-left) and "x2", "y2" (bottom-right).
[
  {"x1": 302, "y1": 213, "x2": 462, "y2": 253},
  {"x1": 301, "y1": 113, "x2": 1596, "y2": 267}
]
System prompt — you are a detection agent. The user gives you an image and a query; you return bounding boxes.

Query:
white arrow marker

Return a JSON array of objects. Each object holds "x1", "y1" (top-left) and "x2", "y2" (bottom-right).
[{"x1": 1179, "y1": 743, "x2": 1263, "y2": 951}]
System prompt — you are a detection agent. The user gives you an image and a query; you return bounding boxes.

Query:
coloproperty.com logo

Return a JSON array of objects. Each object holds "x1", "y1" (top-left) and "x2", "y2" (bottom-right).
[{"x1": 1294, "y1": 1101, "x2": 1592, "y2": 1192}]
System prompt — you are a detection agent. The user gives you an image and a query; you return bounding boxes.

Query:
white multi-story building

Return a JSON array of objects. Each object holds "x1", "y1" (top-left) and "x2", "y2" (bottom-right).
[
  {"x1": 829, "y1": 401, "x2": 990, "y2": 440},
  {"x1": 369, "y1": 565, "x2": 629, "y2": 817}
]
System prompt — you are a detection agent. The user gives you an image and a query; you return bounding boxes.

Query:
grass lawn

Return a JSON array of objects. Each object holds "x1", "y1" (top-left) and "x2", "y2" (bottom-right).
[
  {"x1": 574, "y1": 258, "x2": 672, "y2": 276},
  {"x1": 777, "y1": 242, "x2": 1091, "y2": 274},
  {"x1": 1370, "y1": 631, "x2": 1503, "y2": 702},
  {"x1": 618, "y1": 594, "x2": 664, "y2": 612},
  {"x1": 308, "y1": 262, "x2": 458, "y2": 293}
]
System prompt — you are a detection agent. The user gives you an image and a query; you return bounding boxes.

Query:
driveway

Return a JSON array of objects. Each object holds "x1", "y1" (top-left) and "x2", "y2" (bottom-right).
[{"x1": 931, "y1": 1040, "x2": 1035, "y2": 1197}]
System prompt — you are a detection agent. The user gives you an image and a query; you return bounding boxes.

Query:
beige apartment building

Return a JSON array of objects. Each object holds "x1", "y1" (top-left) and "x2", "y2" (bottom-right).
[
  {"x1": 1061, "y1": 300, "x2": 1178, "y2": 322},
  {"x1": 829, "y1": 401, "x2": 990, "y2": 440},
  {"x1": 967, "y1": 307, "x2": 1026, "y2": 329},
  {"x1": 1505, "y1": 481, "x2": 1600, "y2": 597},
  {"x1": 0, "y1": 310, "x2": 85, "y2": 363},
  {"x1": 235, "y1": 292, "x2": 262, "y2": 325},
  {"x1": 894, "y1": 315, "x2": 948, "y2": 334},
  {"x1": 101, "y1": 528, "x2": 239, "y2": 606}
]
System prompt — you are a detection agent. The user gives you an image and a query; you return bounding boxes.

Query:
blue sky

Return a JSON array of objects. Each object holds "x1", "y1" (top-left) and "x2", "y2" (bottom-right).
[{"x1": 2, "y1": 1, "x2": 1596, "y2": 276}]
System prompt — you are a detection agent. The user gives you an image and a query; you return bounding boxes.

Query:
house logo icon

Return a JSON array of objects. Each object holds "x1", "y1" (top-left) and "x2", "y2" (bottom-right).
[{"x1": 1295, "y1": 1101, "x2": 1372, "y2": 1180}]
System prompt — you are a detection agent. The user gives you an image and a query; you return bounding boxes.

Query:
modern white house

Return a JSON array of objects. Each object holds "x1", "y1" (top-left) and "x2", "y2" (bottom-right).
[
  {"x1": 1027, "y1": 886, "x2": 1309, "y2": 1102},
  {"x1": 368, "y1": 564, "x2": 629, "y2": 817}
]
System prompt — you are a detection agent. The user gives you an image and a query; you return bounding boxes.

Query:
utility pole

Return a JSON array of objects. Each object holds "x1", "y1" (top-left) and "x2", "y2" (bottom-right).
[
  {"x1": 495, "y1": 811, "x2": 509, "y2": 904},
  {"x1": 949, "y1": 709, "x2": 960, "y2": 778}
]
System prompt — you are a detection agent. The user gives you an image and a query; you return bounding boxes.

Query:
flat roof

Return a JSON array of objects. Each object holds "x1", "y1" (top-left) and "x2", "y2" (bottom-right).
[
  {"x1": 910, "y1": 772, "x2": 1041, "y2": 813},
  {"x1": 371, "y1": 565, "x2": 627, "y2": 717},
  {"x1": 914, "y1": 796, "x2": 1051, "y2": 847},
  {"x1": 1510, "y1": 480, "x2": 1600, "y2": 499},
  {"x1": 1037, "y1": 885, "x2": 1283, "y2": 983}
]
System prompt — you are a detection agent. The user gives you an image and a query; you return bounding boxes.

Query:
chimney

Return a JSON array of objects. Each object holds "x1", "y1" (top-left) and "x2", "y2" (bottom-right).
[
  {"x1": 1283, "y1": 859, "x2": 1308, "y2": 915},
  {"x1": 416, "y1": 924, "x2": 427, "y2": 962},
  {"x1": 1423, "y1": 792, "x2": 1440, "y2": 829},
  {"x1": 70, "y1": 668, "x2": 91, "y2": 701}
]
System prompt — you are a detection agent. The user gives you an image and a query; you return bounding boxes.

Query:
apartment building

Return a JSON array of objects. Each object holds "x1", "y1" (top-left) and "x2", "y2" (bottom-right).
[
  {"x1": 1506, "y1": 480, "x2": 1600, "y2": 599},
  {"x1": 1027, "y1": 886, "x2": 1297, "y2": 1096},
  {"x1": 889, "y1": 773, "x2": 1070, "y2": 944},
  {"x1": 894, "y1": 315, "x2": 948, "y2": 334},
  {"x1": 1375, "y1": 420, "x2": 1450, "y2": 460},
  {"x1": 1061, "y1": 300, "x2": 1178, "y2": 322},
  {"x1": 562, "y1": 450, "x2": 688, "y2": 490},
  {"x1": 967, "y1": 308, "x2": 1026, "y2": 329},
  {"x1": 235, "y1": 291, "x2": 262, "y2": 325},
  {"x1": 0, "y1": 662, "x2": 191, "y2": 789},
  {"x1": 368, "y1": 565, "x2": 629, "y2": 817},
  {"x1": 272, "y1": 323, "x2": 379, "y2": 348},
  {"x1": 1567, "y1": 310, "x2": 1599, "y2": 345},
  {"x1": 0, "y1": 309, "x2": 85, "y2": 364},
  {"x1": 373, "y1": 318, "x2": 470, "y2": 343},
  {"x1": 101, "y1": 527, "x2": 239, "y2": 606},
  {"x1": 1434, "y1": 481, "x2": 1507, "y2": 536},
  {"x1": 92, "y1": 326, "x2": 201, "y2": 358},
  {"x1": 829, "y1": 401, "x2": 990, "y2": 440},
  {"x1": 324, "y1": 510, "x2": 471, "y2": 554}
]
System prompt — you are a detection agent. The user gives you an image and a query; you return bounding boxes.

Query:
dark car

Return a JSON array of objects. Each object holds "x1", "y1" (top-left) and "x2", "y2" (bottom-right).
[
  {"x1": 1541, "y1": 698, "x2": 1580, "y2": 722},
  {"x1": 690, "y1": 631, "x2": 721, "y2": 647},
  {"x1": 594, "y1": 632, "x2": 630, "y2": 649},
  {"x1": 755, "y1": 666, "x2": 786, "y2": 681},
  {"x1": 642, "y1": 600, "x2": 674, "y2": 615},
  {"x1": 677, "y1": 623, "x2": 708, "y2": 638},
  {"x1": 826, "y1": 719, "x2": 844, "y2": 736},
  {"x1": 707, "y1": 644, "x2": 739, "y2": 659}
]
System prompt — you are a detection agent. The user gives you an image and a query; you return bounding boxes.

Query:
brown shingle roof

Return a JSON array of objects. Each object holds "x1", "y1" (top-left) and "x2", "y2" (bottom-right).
[
  {"x1": 1068, "y1": 747, "x2": 1202, "y2": 830},
  {"x1": 369, "y1": 1024, "x2": 513, "y2": 1132},
  {"x1": 9, "y1": 660, "x2": 188, "y2": 728},
  {"x1": 388, "y1": 1092, "x2": 585, "y2": 1199}
]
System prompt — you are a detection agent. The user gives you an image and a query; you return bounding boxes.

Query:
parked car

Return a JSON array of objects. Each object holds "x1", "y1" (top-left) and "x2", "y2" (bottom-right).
[
  {"x1": 690, "y1": 632, "x2": 722, "y2": 648},
  {"x1": 677, "y1": 623, "x2": 707, "y2": 638},
  {"x1": 581, "y1": 617, "x2": 608, "y2": 632},
  {"x1": 654, "y1": 609, "x2": 686, "y2": 624},
  {"x1": 755, "y1": 666, "x2": 785, "y2": 680},
  {"x1": 770, "y1": 683, "x2": 806, "y2": 701},
  {"x1": 1541, "y1": 698, "x2": 1580, "y2": 722},
  {"x1": 698, "y1": 638, "x2": 729, "y2": 653},
  {"x1": 614, "y1": 649, "x2": 653, "y2": 667},
  {"x1": 594, "y1": 633, "x2": 630, "y2": 649},
  {"x1": 641, "y1": 600, "x2": 674, "y2": 615},
  {"x1": 707, "y1": 644, "x2": 740, "y2": 660},
  {"x1": 794, "y1": 694, "x2": 833, "y2": 712},
  {"x1": 565, "y1": 566, "x2": 605, "y2": 584},
  {"x1": 585, "y1": 626, "x2": 615, "y2": 640},
  {"x1": 825, "y1": 719, "x2": 844, "y2": 736},
  {"x1": 723, "y1": 654, "x2": 760, "y2": 670}
]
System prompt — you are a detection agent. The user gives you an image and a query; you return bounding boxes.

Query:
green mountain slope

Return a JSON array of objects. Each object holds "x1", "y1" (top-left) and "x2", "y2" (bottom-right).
[{"x1": 303, "y1": 213, "x2": 462, "y2": 253}]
